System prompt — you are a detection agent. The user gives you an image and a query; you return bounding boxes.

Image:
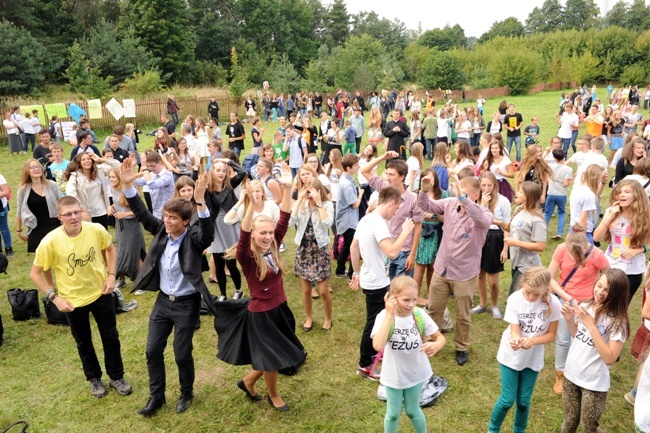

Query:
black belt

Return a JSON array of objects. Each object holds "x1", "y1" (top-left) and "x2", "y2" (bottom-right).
[{"x1": 159, "y1": 292, "x2": 200, "y2": 302}]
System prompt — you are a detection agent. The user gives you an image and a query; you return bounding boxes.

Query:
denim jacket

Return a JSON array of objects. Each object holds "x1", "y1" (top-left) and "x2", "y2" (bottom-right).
[{"x1": 290, "y1": 200, "x2": 334, "y2": 249}]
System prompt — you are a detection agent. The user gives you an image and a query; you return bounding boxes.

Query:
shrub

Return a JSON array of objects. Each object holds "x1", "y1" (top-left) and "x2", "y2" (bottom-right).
[{"x1": 119, "y1": 70, "x2": 163, "y2": 96}]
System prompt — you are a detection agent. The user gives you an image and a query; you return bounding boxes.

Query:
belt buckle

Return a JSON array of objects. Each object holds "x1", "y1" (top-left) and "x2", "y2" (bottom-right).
[{"x1": 169, "y1": 295, "x2": 176, "y2": 301}]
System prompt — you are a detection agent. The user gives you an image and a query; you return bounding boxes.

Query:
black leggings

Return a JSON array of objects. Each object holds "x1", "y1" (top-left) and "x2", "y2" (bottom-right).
[
  {"x1": 627, "y1": 273, "x2": 643, "y2": 305},
  {"x1": 213, "y1": 252, "x2": 241, "y2": 297}
]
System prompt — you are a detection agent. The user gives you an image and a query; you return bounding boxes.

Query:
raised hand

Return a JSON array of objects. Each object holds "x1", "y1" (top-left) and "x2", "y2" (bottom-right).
[
  {"x1": 194, "y1": 171, "x2": 209, "y2": 203},
  {"x1": 120, "y1": 158, "x2": 138, "y2": 185}
]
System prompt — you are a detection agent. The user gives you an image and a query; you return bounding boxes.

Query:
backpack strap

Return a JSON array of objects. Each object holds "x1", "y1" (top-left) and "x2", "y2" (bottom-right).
[
  {"x1": 560, "y1": 244, "x2": 594, "y2": 288},
  {"x1": 386, "y1": 308, "x2": 427, "y2": 343}
]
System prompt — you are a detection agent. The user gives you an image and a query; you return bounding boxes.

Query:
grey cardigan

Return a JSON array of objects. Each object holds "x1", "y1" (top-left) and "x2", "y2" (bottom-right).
[
  {"x1": 289, "y1": 200, "x2": 334, "y2": 248},
  {"x1": 16, "y1": 181, "x2": 61, "y2": 235}
]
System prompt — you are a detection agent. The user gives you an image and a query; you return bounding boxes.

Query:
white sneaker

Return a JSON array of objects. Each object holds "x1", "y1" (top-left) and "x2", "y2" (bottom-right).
[
  {"x1": 134, "y1": 289, "x2": 147, "y2": 296},
  {"x1": 470, "y1": 305, "x2": 488, "y2": 314},
  {"x1": 492, "y1": 306, "x2": 502, "y2": 320},
  {"x1": 279, "y1": 243, "x2": 286, "y2": 253}
]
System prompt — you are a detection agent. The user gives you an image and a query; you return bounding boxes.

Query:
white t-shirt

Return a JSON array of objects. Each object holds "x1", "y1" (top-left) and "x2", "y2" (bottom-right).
[
  {"x1": 574, "y1": 152, "x2": 608, "y2": 185},
  {"x1": 490, "y1": 156, "x2": 512, "y2": 181},
  {"x1": 0, "y1": 174, "x2": 7, "y2": 208},
  {"x1": 490, "y1": 194, "x2": 511, "y2": 230},
  {"x1": 3, "y1": 119, "x2": 18, "y2": 135},
  {"x1": 564, "y1": 303, "x2": 627, "y2": 392},
  {"x1": 636, "y1": 357, "x2": 650, "y2": 431},
  {"x1": 567, "y1": 150, "x2": 588, "y2": 167},
  {"x1": 358, "y1": 159, "x2": 369, "y2": 186},
  {"x1": 604, "y1": 215, "x2": 647, "y2": 275},
  {"x1": 558, "y1": 112, "x2": 579, "y2": 139},
  {"x1": 569, "y1": 184, "x2": 597, "y2": 233},
  {"x1": 354, "y1": 212, "x2": 391, "y2": 290},
  {"x1": 436, "y1": 118, "x2": 449, "y2": 138},
  {"x1": 371, "y1": 308, "x2": 438, "y2": 389},
  {"x1": 405, "y1": 156, "x2": 420, "y2": 189},
  {"x1": 452, "y1": 158, "x2": 474, "y2": 174},
  {"x1": 317, "y1": 173, "x2": 331, "y2": 190},
  {"x1": 624, "y1": 174, "x2": 650, "y2": 197},
  {"x1": 476, "y1": 148, "x2": 489, "y2": 168},
  {"x1": 497, "y1": 291, "x2": 562, "y2": 372},
  {"x1": 456, "y1": 120, "x2": 471, "y2": 139}
]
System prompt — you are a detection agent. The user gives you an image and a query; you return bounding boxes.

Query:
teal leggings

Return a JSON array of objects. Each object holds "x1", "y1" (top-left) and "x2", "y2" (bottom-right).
[
  {"x1": 489, "y1": 364, "x2": 539, "y2": 433},
  {"x1": 384, "y1": 383, "x2": 426, "y2": 433}
]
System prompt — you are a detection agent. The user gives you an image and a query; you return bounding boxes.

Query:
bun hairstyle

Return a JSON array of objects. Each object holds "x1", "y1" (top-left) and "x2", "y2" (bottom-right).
[{"x1": 565, "y1": 225, "x2": 590, "y2": 267}]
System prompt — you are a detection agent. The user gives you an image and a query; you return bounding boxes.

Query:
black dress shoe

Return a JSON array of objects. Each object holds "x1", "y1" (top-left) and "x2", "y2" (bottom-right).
[
  {"x1": 237, "y1": 379, "x2": 262, "y2": 401},
  {"x1": 138, "y1": 397, "x2": 165, "y2": 416},
  {"x1": 176, "y1": 393, "x2": 193, "y2": 413},
  {"x1": 267, "y1": 395, "x2": 289, "y2": 412},
  {"x1": 455, "y1": 350, "x2": 468, "y2": 366}
]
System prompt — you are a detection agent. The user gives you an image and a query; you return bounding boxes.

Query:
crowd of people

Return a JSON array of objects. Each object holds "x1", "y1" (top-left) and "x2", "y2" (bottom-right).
[{"x1": 1, "y1": 84, "x2": 650, "y2": 432}]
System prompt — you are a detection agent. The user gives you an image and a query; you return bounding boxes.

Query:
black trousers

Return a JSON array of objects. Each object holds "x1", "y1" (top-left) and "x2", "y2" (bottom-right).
[
  {"x1": 66, "y1": 294, "x2": 124, "y2": 381},
  {"x1": 146, "y1": 292, "x2": 201, "y2": 398},
  {"x1": 213, "y1": 252, "x2": 242, "y2": 297},
  {"x1": 335, "y1": 228, "x2": 355, "y2": 277},
  {"x1": 358, "y1": 286, "x2": 389, "y2": 367}
]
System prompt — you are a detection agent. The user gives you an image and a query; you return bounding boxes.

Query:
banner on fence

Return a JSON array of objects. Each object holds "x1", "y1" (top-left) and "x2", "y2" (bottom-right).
[
  {"x1": 62, "y1": 122, "x2": 77, "y2": 142},
  {"x1": 105, "y1": 98, "x2": 124, "y2": 120},
  {"x1": 44, "y1": 103, "x2": 68, "y2": 120},
  {"x1": 67, "y1": 103, "x2": 87, "y2": 123},
  {"x1": 19, "y1": 105, "x2": 45, "y2": 122},
  {"x1": 122, "y1": 99, "x2": 136, "y2": 118},
  {"x1": 87, "y1": 99, "x2": 102, "y2": 119}
]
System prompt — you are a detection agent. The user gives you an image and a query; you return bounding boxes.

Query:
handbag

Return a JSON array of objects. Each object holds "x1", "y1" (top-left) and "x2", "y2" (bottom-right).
[
  {"x1": 1, "y1": 420, "x2": 28, "y2": 433},
  {"x1": 42, "y1": 297, "x2": 69, "y2": 326},
  {"x1": 7, "y1": 289, "x2": 41, "y2": 321},
  {"x1": 631, "y1": 323, "x2": 650, "y2": 360}
]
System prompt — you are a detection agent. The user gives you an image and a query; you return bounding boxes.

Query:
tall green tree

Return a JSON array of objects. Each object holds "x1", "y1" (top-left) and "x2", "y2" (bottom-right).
[
  {"x1": 478, "y1": 17, "x2": 525, "y2": 43},
  {"x1": 626, "y1": 0, "x2": 650, "y2": 32},
  {"x1": 324, "y1": 0, "x2": 350, "y2": 46},
  {"x1": 419, "y1": 25, "x2": 466, "y2": 51},
  {"x1": 417, "y1": 50, "x2": 466, "y2": 90},
  {"x1": 0, "y1": 20, "x2": 53, "y2": 95},
  {"x1": 121, "y1": 0, "x2": 195, "y2": 83},
  {"x1": 563, "y1": 0, "x2": 599, "y2": 31},
  {"x1": 603, "y1": 1, "x2": 628, "y2": 28},
  {"x1": 351, "y1": 11, "x2": 409, "y2": 54},
  {"x1": 525, "y1": 0, "x2": 564, "y2": 34}
]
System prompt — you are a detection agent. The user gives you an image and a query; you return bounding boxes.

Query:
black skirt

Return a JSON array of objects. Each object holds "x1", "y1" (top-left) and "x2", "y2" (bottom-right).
[
  {"x1": 214, "y1": 299, "x2": 306, "y2": 372},
  {"x1": 28, "y1": 218, "x2": 60, "y2": 253},
  {"x1": 480, "y1": 229, "x2": 505, "y2": 274}
]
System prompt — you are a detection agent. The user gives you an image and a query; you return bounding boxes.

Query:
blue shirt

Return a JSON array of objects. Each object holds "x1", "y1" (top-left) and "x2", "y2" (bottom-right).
[
  {"x1": 344, "y1": 126, "x2": 356, "y2": 143},
  {"x1": 336, "y1": 173, "x2": 359, "y2": 233},
  {"x1": 135, "y1": 168, "x2": 174, "y2": 219}
]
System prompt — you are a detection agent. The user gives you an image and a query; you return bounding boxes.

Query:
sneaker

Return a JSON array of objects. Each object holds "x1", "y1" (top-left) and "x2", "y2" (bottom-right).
[
  {"x1": 90, "y1": 378, "x2": 108, "y2": 398},
  {"x1": 491, "y1": 306, "x2": 502, "y2": 320},
  {"x1": 134, "y1": 289, "x2": 147, "y2": 296},
  {"x1": 470, "y1": 305, "x2": 488, "y2": 315},
  {"x1": 625, "y1": 390, "x2": 636, "y2": 406},
  {"x1": 335, "y1": 273, "x2": 348, "y2": 279},
  {"x1": 5, "y1": 247, "x2": 13, "y2": 257},
  {"x1": 455, "y1": 350, "x2": 469, "y2": 366},
  {"x1": 109, "y1": 378, "x2": 133, "y2": 396},
  {"x1": 356, "y1": 365, "x2": 381, "y2": 381},
  {"x1": 218, "y1": 295, "x2": 227, "y2": 302},
  {"x1": 115, "y1": 279, "x2": 126, "y2": 290},
  {"x1": 233, "y1": 290, "x2": 243, "y2": 300},
  {"x1": 551, "y1": 235, "x2": 562, "y2": 241},
  {"x1": 279, "y1": 243, "x2": 286, "y2": 253}
]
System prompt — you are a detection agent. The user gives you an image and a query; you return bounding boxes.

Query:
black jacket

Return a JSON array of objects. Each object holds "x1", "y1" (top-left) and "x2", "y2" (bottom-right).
[{"x1": 127, "y1": 192, "x2": 215, "y2": 311}]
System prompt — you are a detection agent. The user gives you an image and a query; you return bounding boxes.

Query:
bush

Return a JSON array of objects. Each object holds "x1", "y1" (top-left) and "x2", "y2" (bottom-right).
[
  {"x1": 192, "y1": 61, "x2": 228, "y2": 87},
  {"x1": 119, "y1": 70, "x2": 163, "y2": 96},
  {"x1": 619, "y1": 64, "x2": 649, "y2": 86},
  {"x1": 489, "y1": 49, "x2": 540, "y2": 95},
  {"x1": 417, "y1": 50, "x2": 467, "y2": 90}
]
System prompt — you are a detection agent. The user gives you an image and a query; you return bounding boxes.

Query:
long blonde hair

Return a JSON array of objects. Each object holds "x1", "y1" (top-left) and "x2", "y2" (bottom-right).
[
  {"x1": 410, "y1": 142, "x2": 424, "y2": 169},
  {"x1": 581, "y1": 164, "x2": 604, "y2": 195},
  {"x1": 605, "y1": 179, "x2": 650, "y2": 248},
  {"x1": 517, "y1": 267, "x2": 553, "y2": 317},
  {"x1": 108, "y1": 168, "x2": 129, "y2": 208},
  {"x1": 479, "y1": 171, "x2": 499, "y2": 213}
]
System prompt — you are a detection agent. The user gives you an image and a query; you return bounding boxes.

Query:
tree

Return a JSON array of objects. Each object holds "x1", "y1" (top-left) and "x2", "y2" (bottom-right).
[
  {"x1": 488, "y1": 43, "x2": 540, "y2": 95},
  {"x1": 619, "y1": 64, "x2": 648, "y2": 85},
  {"x1": 328, "y1": 34, "x2": 387, "y2": 89},
  {"x1": 0, "y1": 20, "x2": 52, "y2": 95},
  {"x1": 626, "y1": 0, "x2": 650, "y2": 32},
  {"x1": 478, "y1": 17, "x2": 525, "y2": 43},
  {"x1": 229, "y1": 47, "x2": 250, "y2": 107},
  {"x1": 569, "y1": 50, "x2": 600, "y2": 85},
  {"x1": 351, "y1": 11, "x2": 409, "y2": 54},
  {"x1": 603, "y1": 1, "x2": 628, "y2": 28},
  {"x1": 324, "y1": 0, "x2": 350, "y2": 46},
  {"x1": 121, "y1": 0, "x2": 195, "y2": 83},
  {"x1": 268, "y1": 54, "x2": 302, "y2": 94},
  {"x1": 417, "y1": 50, "x2": 466, "y2": 90},
  {"x1": 525, "y1": 0, "x2": 564, "y2": 34},
  {"x1": 402, "y1": 42, "x2": 433, "y2": 82},
  {"x1": 563, "y1": 0, "x2": 599, "y2": 31},
  {"x1": 64, "y1": 42, "x2": 113, "y2": 99},
  {"x1": 419, "y1": 25, "x2": 466, "y2": 51}
]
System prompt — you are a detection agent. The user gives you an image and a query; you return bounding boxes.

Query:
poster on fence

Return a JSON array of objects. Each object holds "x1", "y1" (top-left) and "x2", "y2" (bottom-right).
[
  {"x1": 122, "y1": 99, "x2": 136, "y2": 118},
  {"x1": 87, "y1": 99, "x2": 103, "y2": 119},
  {"x1": 44, "y1": 103, "x2": 68, "y2": 120},
  {"x1": 19, "y1": 105, "x2": 45, "y2": 123},
  {"x1": 61, "y1": 122, "x2": 77, "y2": 142},
  {"x1": 105, "y1": 98, "x2": 124, "y2": 120}
]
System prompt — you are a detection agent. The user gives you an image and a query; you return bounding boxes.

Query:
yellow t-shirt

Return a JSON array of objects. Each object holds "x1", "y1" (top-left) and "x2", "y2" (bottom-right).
[{"x1": 34, "y1": 222, "x2": 113, "y2": 308}]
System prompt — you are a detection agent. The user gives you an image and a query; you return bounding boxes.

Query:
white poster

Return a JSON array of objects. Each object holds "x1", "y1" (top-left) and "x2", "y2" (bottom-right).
[
  {"x1": 122, "y1": 99, "x2": 136, "y2": 118},
  {"x1": 87, "y1": 99, "x2": 103, "y2": 119},
  {"x1": 62, "y1": 121, "x2": 77, "y2": 142},
  {"x1": 105, "y1": 98, "x2": 124, "y2": 120}
]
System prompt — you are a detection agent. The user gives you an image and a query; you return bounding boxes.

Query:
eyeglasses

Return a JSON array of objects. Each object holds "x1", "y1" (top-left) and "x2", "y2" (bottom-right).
[
  {"x1": 307, "y1": 160, "x2": 319, "y2": 164},
  {"x1": 29, "y1": 166, "x2": 42, "y2": 170},
  {"x1": 59, "y1": 210, "x2": 83, "y2": 218}
]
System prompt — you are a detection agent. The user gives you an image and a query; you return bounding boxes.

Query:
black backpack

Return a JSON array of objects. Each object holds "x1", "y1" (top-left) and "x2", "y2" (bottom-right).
[
  {"x1": 242, "y1": 153, "x2": 260, "y2": 177},
  {"x1": 0, "y1": 252, "x2": 7, "y2": 274},
  {"x1": 48, "y1": 122, "x2": 57, "y2": 138}
]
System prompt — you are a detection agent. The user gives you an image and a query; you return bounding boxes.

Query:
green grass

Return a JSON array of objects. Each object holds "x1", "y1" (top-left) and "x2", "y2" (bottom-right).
[{"x1": 0, "y1": 90, "x2": 643, "y2": 432}]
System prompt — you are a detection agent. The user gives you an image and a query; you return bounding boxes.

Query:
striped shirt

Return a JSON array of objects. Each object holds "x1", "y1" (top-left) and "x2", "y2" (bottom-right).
[{"x1": 417, "y1": 192, "x2": 493, "y2": 281}]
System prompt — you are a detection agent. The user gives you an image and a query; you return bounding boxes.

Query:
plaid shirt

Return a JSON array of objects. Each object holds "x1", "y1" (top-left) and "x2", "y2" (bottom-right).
[{"x1": 417, "y1": 192, "x2": 493, "y2": 281}]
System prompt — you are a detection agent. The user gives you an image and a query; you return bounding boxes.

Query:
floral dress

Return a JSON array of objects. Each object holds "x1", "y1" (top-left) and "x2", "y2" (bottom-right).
[
  {"x1": 294, "y1": 219, "x2": 332, "y2": 282},
  {"x1": 415, "y1": 190, "x2": 448, "y2": 265}
]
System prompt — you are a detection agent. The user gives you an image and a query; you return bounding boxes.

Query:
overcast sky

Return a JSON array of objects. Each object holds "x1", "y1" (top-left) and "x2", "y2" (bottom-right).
[{"x1": 327, "y1": 0, "x2": 624, "y2": 38}]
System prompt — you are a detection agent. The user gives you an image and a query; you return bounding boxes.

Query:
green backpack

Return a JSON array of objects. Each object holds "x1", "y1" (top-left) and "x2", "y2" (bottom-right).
[{"x1": 387, "y1": 307, "x2": 427, "y2": 343}]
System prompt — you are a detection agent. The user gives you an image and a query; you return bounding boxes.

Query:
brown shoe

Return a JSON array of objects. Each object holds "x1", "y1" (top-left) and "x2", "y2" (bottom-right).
[{"x1": 553, "y1": 371, "x2": 564, "y2": 395}]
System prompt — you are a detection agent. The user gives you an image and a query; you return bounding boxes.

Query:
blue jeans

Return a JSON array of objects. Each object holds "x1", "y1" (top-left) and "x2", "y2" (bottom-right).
[
  {"x1": 171, "y1": 112, "x2": 179, "y2": 127},
  {"x1": 507, "y1": 136, "x2": 522, "y2": 162},
  {"x1": 24, "y1": 133, "x2": 35, "y2": 152},
  {"x1": 231, "y1": 146, "x2": 241, "y2": 157},
  {"x1": 291, "y1": 167, "x2": 299, "y2": 179},
  {"x1": 425, "y1": 138, "x2": 435, "y2": 160},
  {"x1": 488, "y1": 364, "x2": 539, "y2": 433},
  {"x1": 0, "y1": 205, "x2": 12, "y2": 250},
  {"x1": 543, "y1": 195, "x2": 567, "y2": 236},
  {"x1": 569, "y1": 130, "x2": 578, "y2": 155},
  {"x1": 385, "y1": 383, "x2": 427, "y2": 433},
  {"x1": 561, "y1": 138, "x2": 572, "y2": 155},
  {"x1": 389, "y1": 250, "x2": 414, "y2": 280}
]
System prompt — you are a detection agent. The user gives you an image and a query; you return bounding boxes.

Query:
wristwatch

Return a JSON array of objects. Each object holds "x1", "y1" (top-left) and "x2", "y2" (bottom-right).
[{"x1": 196, "y1": 202, "x2": 205, "y2": 206}]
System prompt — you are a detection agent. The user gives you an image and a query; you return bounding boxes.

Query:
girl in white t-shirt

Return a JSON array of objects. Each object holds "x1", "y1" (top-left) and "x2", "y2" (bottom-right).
[
  {"x1": 488, "y1": 267, "x2": 561, "y2": 433},
  {"x1": 371, "y1": 276, "x2": 446, "y2": 433},
  {"x1": 593, "y1": 179, "x2": 650, "y2": 305},
  {"x1": 450, "y1": 139, "x2": 474, "y2": 175},
  {"x1": 406, "y1": 142, "x2": 424, "y2": 191},
  {"x1": 560, "y1": 269, "x2": 630, "y2": 433},
  {"x1": 569, "y1": 164, "x2": 604, "y2": 244}
]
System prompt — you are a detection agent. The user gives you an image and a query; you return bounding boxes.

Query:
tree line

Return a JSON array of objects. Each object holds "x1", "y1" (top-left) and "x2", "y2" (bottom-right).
[{"x1": 1, "y1": 0, "x2": 650, "y2": 99}]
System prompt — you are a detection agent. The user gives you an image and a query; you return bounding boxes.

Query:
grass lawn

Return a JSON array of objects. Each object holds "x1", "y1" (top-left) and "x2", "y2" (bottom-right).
[{"x1": 0, "y1": 89, "x2": 643, "y2": 432}]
